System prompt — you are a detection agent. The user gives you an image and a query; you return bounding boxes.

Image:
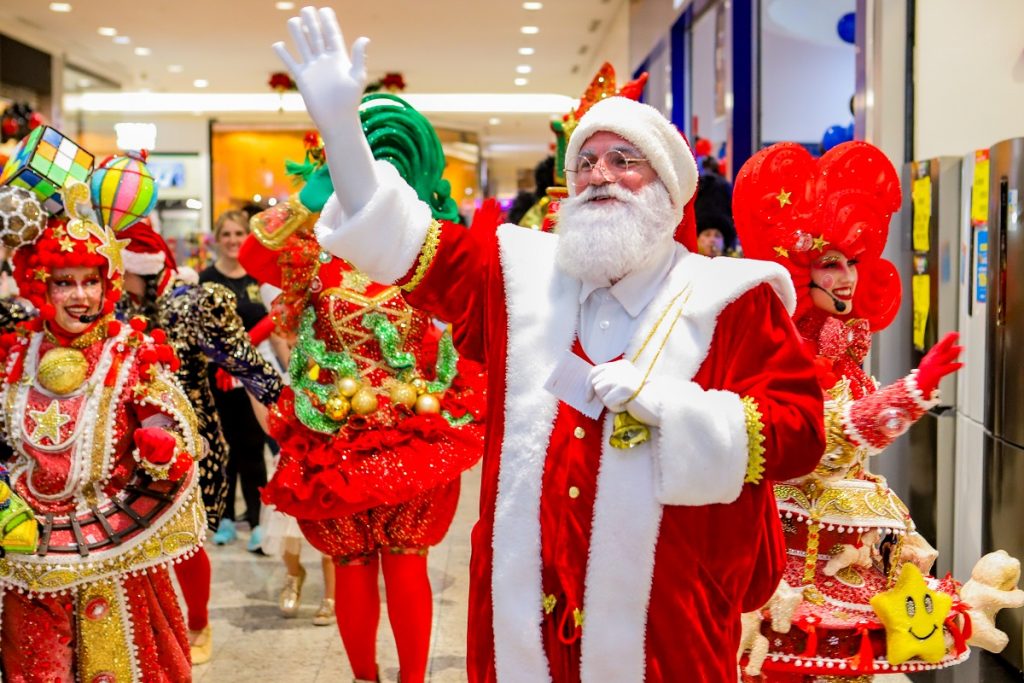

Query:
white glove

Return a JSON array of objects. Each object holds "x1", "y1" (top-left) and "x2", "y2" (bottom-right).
[
  {"x1": 273, "y1": 7, "x2": 377, "y2": 216},
  {"x1": 588, "y1": 359, "x2": 662, "y2": 426}
]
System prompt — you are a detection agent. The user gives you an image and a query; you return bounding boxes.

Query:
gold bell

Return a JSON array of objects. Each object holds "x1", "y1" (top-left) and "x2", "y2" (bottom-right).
[{"x1": 609, "y1": 412, "x2": 650, "y2": 450}]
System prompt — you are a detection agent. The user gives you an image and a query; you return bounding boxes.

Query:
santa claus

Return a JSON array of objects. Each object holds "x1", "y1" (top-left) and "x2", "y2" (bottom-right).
[{"x1": 273, "y1": 7, "x2": 826, "y2": 682}]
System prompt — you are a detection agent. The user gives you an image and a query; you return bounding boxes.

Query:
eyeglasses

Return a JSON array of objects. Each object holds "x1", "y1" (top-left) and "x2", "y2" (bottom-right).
[{"x1": 569, "y1": 149, "x2": 649, "y2": 180}]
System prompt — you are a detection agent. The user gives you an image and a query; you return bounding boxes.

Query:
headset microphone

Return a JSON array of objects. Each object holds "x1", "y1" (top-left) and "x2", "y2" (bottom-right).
[{"x1": 810, "y1": 282, "x2": 847, "y2": 313}]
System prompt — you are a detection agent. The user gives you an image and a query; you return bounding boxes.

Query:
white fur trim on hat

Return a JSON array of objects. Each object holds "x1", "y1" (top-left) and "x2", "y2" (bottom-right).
[
  {"x1": 565, "y1": 97, "x2": 698, "y2": 225},
  {"x1": 122, "y1": 249, "x2": 166, "y2": 276}
]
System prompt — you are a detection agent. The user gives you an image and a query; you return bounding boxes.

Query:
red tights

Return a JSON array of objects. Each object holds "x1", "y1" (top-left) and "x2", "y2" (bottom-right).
[
  {"x1": 172, "y1": 546, "x2": 212, "y2": 631},
  {"x1": 333, "y1": 552, "x2": 433, "y2": 683}
]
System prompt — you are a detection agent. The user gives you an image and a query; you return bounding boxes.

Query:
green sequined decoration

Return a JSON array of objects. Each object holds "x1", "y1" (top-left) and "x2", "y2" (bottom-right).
[
  {"x1": 427, "y1": 331, "x2": 458, "y2": 394},
  {"x1": 290, "y1": 307, "x2": 359, "y2": 433},
  {"x1": 361, "y1": 312, "x2": 415, "y2": 370},
  {"x1": 442, "y1": 410, "x2": 474, "y2": 428}
]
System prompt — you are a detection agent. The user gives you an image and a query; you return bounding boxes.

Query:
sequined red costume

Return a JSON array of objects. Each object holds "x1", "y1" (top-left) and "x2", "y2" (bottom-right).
[
  {"x1": 0, "y1": 181, "x2": 203, "y2": 683},
  {"x1": 733, "y1": 141, "x2": 971, "y2": 680}
]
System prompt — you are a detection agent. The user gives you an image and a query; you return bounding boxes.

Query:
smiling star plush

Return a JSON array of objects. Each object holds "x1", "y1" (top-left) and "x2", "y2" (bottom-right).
[{"x1": 870, "y1": 562, "x2": 952, "y2": 664}]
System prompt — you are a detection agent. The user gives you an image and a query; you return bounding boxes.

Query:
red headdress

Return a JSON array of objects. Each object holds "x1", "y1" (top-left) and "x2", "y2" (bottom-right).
[
  {"x1": 8, "y1": 181, "x2": 127, "y2": 326},
  {"x1": 732, "y1": 141, "x2": 902, "y2": 330}
]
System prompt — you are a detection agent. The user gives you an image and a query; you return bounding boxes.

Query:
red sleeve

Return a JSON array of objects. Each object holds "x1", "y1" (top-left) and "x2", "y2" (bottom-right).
[
  {"x1": 698, "y1": 283, "x2": 825, "y2": 483},
  {"x1": 401, "y1": 221, "x2": 500, "y2": 364}
]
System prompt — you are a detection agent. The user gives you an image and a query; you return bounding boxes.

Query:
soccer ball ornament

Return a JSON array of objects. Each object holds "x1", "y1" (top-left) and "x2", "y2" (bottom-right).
[{"x1": 0, "y1": 184, "x2": 46, "y2": 249}]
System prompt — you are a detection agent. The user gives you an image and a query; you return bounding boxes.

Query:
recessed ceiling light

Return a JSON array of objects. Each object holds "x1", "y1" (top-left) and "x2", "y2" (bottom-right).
[
  {"x1": 275, "y1": 1, "x2": 295, "y2": 9},
  {"x1": 253, "y1": 194, "x2": 263, "y2": 203},
  {"x1": 97, "y1": 27, "x2": 117, "y2": 36},
  {"x1": 523, "y1": 2, "x2": 543, "y2": 9},
  {"x1": 520, "y1": 26, "x2": 539, "y2": 34},
  {"x1": 516, "y1": 65, "x2": 532, "y2": 74},
  {"x1": 268, "y1": 197, "x2": 279, "y2": 206},
  {"x1": 518, "y1": 47, "x2": 535, "y2": 56},
  {"x1": 49, "y1": 3, "x2": 72, "y2": 12},
  {"x1": 113, "y1": 35, "x2": 131, "y2": 44},
  {"x1": 488, "y1": 117, "x2": 501, "y2": 126},
  {"x1": 514, "y1": 78, "x2": 528, "y2": 86},
  {"x1": 134, "y1": 47, "x2": 151, "y2": 56},
  {"x1": 168, "y1": 64, "x2": 184, "y2": 73},
  {"x1": 193, "y1": 79, "x2": 209, "y2": 88}
]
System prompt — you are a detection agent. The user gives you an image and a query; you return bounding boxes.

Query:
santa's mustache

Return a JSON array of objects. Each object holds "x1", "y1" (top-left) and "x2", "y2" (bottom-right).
[{"x1": 574, "y1": 183, "x2": 637, "y2": 205}]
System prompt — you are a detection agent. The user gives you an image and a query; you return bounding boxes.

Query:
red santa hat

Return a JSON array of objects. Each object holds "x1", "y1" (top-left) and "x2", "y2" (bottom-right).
[
  {"x1": 119, "y1": 219, "x2": 176, "y2": 276},
  {"x1": 564, "y1": 96, "x2": 699, "y2": 227}
]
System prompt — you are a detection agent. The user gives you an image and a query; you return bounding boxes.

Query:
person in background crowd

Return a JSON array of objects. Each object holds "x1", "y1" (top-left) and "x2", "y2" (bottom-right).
[{"x1": 200, "y1": 210, "x2": 275, "y2": 550}]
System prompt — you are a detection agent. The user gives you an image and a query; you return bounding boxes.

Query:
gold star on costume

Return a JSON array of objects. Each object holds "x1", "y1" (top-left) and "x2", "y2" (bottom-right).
[
  {"x1": 776, "y1": 189, "x2": 792, "y2": 207},
  {"x1": 58, "y1": 236, "x2": 75, "y2": 253},
  {"x1": 870, "y1": 563, "x2": 953, "y2": 664},
  {"x1": 29, "y1": 400, "x2": 71, "y2": 444},
  {"x1": 33, "y1": 269, "x2": 50, "y2": 282},
  {"x1": 341, "y1": 269, "x2": 371, "y2": 294},
  {"x1": 773, "y1": 246, "x2": 790, "y2": 258},
  {"x1": 95, "y1": 226, "x2": 132, "y2": 278},
  {"x1": 51, "y1": 225, "x2": 67, "y2": 239},
  {"x1": 85, "y1": 241, "x2": 98, "y2": 254},
  {"x1": 812, "y1": 236, "x2": 829, "y2": 251}
]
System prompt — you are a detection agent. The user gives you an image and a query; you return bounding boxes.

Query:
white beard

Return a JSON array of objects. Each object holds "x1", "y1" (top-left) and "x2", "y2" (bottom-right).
[{"x1": 554, "y1": 181, "x2": 678, "y2": 284}]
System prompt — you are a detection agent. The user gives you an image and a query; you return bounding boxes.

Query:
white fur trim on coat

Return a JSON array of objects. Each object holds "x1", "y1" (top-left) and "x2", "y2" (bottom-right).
[
  {"x1": 315, "y1": 160, "x2": 433, "y2": 284},
  {"x1": 492, "y1": 236, "x2": 794, "y2": 682}
]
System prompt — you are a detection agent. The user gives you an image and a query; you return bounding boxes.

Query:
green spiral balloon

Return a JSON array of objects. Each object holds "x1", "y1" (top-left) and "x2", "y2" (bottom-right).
[{"x1": 359, "y1": 93, "x2": 460, "y2": 223}]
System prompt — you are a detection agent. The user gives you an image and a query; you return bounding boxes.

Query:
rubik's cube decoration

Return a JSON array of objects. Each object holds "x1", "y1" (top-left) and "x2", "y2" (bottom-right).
[{"x1": 0, "y1": 126, "x2": 94, "y2": 216}]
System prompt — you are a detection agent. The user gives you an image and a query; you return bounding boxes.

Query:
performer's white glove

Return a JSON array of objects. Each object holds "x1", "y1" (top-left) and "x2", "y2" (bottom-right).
[
  {"x1": 588, "y1": 359, "x2": 662, "y2": 426},
  {"x1": 273, "y1": 6, "x2": 378, "y2": 217}
]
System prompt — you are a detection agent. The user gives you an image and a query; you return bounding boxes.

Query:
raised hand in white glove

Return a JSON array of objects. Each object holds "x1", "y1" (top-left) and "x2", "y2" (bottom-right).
[
  {"x1": 588, "y1": 359, "x2": 662, "y2": 426},
  {"x1": 273, "y1": 7, "x2": 376, "y2": 216}
]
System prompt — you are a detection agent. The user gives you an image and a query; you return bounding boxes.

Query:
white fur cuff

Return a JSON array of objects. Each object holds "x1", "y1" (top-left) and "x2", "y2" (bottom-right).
[
  {"x1": 123, "y1": 250, "x2": 166, "y2": 275},
  {"x1": 314, "y1": 160, "x2": 433, "y2": 284},
  {"x1": 653, "y1": 380, "x2": 748, "y2": 505}
]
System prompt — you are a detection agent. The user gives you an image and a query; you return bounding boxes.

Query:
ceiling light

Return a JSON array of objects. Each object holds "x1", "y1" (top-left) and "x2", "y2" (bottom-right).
[
  {"x1": 193, "y1": 79, "x2": 209, "y2": 88},
  {"x1": 518, "y1": 47, "x2": 535, "y2": 56},
  {"x1": 97, "y1": 27, "x2": 117, "y2": 36},
  {"x1": 488, "y1": 117, "x2": 501, "y2": 125},
  {"x1": 168, "y1": 64, "x2": 184, "y2": 73},
  {"x1": 275, "y1": 1, "x2": 295, "y2": 8},
  {"x1": 268, "y1": 197, "x2": 279, "y2": 206},
  {"x1": 65, "y1": 91, "x2": 577, "y2": 114},
  {"x1": 253, "y1": 194, "x2": 262, "y2": 202},
  {"x1": 520, "y1": 26, "x2": 539, "y2": 34},
  {"x1": 49, "y1": 3, "x2": 72, "y2": 12},
  {"x1": 134, "y1": 47, "x2": 151, "y2": 56},
  {"x1": 514, "y1": 78, "x2": 528, "y2": 86},
  {"x1": 523, "y1": 2, "x2": 543, "y2": 8},
  {"x1": 186, "y1": 198, "x2": 203, "y2": 210},
  {"x1": 516, "y1": 65, "x2": 532, "y2": 74},
  {"x1": 113, "y1": 35, "x2": 131, "y2": 44}
]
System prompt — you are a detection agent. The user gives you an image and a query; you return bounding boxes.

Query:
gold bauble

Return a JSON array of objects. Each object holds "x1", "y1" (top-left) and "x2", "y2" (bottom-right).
[
  {"x1": 337, "y1": 376, "x2": 361, "y2": 398},
  {"x1": 389, "y1": 383, "x2": 418, "y2": 408},
  {"x1": 325, "y1": 395, "x2": 350, "y2": 422},
  {"x1": 410, "y1": 378, "x2": 428, "y2": 395},
  {"x1": 414, "y1": 394, "x2": 441, "y2": 415},
  {"x1": 350, "y1": 389, "x2": 379, "y2": 415},
  {"x1": 37, "y1": 347, "x2": 88, "y2": 395}
]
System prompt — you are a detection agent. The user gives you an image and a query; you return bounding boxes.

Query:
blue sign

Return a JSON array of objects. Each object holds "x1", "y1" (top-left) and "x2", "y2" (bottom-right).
[{"x1": 976, "y1": 227, "x2": 988, "y2": 303}]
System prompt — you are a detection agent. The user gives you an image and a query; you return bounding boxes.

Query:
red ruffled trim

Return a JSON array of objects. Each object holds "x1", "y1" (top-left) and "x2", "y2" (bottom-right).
[{"x1": 262, "y1": 387, "x2": 482, "y2": 520}]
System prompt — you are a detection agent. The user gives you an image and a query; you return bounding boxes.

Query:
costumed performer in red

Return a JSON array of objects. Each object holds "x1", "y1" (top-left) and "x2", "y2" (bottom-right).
[
  {"x1": 239, "y1": 106, "x2": 486, "y2": 683},
  {"x1": 0, "y1": 177, "x2": 205, "y2": 682},
  {"x1": 272, "y1": 8, "x2": 826, "y2": 682},
  {"x1": 731, "y1": 141, "x2": 982, "y2": 680},
  {"x1": 116, "y1": 210, "x2": 283, "y2": 664}
]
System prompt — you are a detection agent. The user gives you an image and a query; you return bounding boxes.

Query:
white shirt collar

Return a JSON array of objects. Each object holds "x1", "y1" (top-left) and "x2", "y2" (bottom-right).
[{"x1": 578, "y1": 246, "x2": 676, "y2": 317}]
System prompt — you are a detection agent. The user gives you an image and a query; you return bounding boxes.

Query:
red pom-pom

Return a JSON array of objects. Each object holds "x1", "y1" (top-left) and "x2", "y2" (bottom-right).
[
  {"x1": 129, "y1": 317, "x2": 147, "y2": 332},
  {"x1": 156, "y1": 345, "x2": 173, "y2": 363},
  {"x1": 107, "y1": 320, "x2": 122, "y2": 337},
  {"x1": 134, "y1": 426, "x2": 176, "y2": 465},
  {"x1": 38, "y1": 303, "x2": 55, "y2": 321},
  {"x1": 167, "y1": 452, "x2": 192, "y2": 482},
  {"x1": 150, "y1": 329, "x2": 166, "y2": 344},
  {"x1": 138, "y1": 347, "x2": 158, "y2": 364}
]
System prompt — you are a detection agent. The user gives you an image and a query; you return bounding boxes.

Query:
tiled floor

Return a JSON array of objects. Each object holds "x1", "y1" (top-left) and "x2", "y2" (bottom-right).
[{"x1": 194, "y1": 464, "x2": 1019, "y2": 682}]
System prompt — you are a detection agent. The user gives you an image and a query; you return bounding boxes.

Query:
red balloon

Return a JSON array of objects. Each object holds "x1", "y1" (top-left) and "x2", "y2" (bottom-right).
[
  {"x1": 27, "y1": 112, "x2": 44, "y2": 130},
  {"x1": 1, "y1": 118, "x2": 18, "y2": 137},
  {"x1": 695, "y1": 138, "x2": 713, "y2": 157}
]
